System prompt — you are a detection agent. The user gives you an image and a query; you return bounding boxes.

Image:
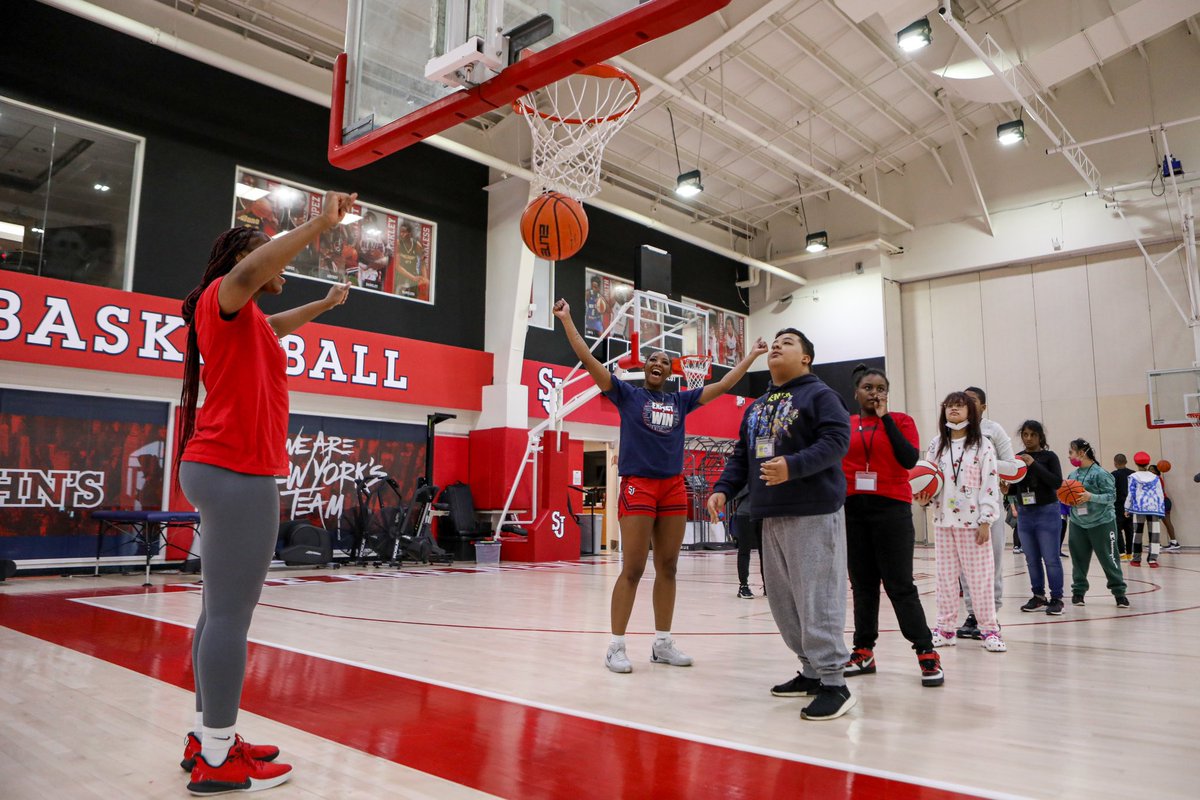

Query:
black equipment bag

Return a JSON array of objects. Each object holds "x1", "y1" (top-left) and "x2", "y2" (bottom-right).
[{"x1": 277, "y1": 520, "x2": 333, "y2": 565}]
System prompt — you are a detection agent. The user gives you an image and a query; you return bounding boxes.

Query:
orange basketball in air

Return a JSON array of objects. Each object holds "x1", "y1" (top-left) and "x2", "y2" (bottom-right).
[
  {"x1": 1056, "y1": 479, "x2": 1087, "y2": 506},
  {"x1": 520, "y1": 191, "x2": 588, "y2": 261}
]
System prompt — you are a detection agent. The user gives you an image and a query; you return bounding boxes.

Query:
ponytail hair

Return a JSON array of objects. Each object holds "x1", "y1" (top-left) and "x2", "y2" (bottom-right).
[
  {"x1": 1069, "y1": 438, "x2": 1097, "y2": 463},
  {"x1": 175, "y1": 226, "x2": 260, "y2": 474},
  {"x1": 851, "y1": 363, "x2": 888, "y2": 389}
]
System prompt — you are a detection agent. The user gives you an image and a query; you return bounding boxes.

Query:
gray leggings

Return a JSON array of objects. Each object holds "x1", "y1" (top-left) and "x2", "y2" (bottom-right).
[{"x1": 180, "y1": 461, "x2": 280, "y2": 729}]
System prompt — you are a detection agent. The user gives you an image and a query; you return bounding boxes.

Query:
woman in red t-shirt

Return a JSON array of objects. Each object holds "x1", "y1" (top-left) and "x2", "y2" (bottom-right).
[
  {"x1": 840, "y1": 365, "x2": 943, "y2": 688},
  {"x1": 174, "y1": 190, "x2": 356, "y2": 794}
]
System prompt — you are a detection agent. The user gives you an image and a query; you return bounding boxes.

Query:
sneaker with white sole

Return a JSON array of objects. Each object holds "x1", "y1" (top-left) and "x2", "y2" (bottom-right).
[
  {"x1": 737, "y1": 584, "x2": 753, "y2": 599},
  {"x1": 770, "y1": 672, "x2": 820, "y2": 697},
  {"x1": 182, "y1": 733, "x2": 279, "y2": 773},
  {"x1": 931, "y1": 628, "x2": 957, "y2": 647},
  {"x1": 187, "y1": 740, "x2": 291, "y2": 796},
  {"x1": 605, "y1": 642, "x2": 632, "y2": 673},
  {"x1": 1115, "y1": 595, "x2": 1130, "y2": 608},
  {"x1": 843, "y1": 647, "x2": 876, "y2": 676},
  {"x1": 650, "y1": 638, "x2": 693, "y2": 666},
  {"x1": 981, "y1": 631, "x2": 1008, "y2": 652},
  {"x1": 1164, "y1": 542, "x2": 1182, "y2": 553},
  {"x1": 801, "y1": 684, "x2": 857, "y2": 721},
  {"x1": 917, "y1": 650, "x2": 944, "y2": 687}
]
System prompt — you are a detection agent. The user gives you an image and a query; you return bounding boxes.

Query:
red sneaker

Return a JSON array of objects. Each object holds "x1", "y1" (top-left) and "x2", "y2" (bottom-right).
[
  {"x1": 182, "y1": 733, "x2": 280, "y2": 772},
  {"x1": 186, "y1": 739, "x2": 291, "y2": 795},
  {"x1": 917, "y1": 650, "x2": 944, "y2": 687},
  {"x1": 843, "y1": 647, "x2": 876, "y2": 676}
]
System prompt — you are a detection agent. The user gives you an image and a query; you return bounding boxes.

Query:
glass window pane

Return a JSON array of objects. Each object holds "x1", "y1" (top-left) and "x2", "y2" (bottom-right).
[{"x1": 0, "y1": 97, "x2": 141, "y2": 289}]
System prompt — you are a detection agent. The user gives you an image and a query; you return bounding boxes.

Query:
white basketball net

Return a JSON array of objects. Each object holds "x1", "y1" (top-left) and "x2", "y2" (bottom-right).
[
  {"x1": 514, "y1": 64, "x2": 641, "y2": 200},
  {"x1": 680, "y1": 356, "x2": 712, "y2": 390}
]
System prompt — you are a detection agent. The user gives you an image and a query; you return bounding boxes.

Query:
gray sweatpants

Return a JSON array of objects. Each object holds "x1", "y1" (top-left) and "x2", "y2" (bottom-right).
[
  {"x1": 962, "y1": 523, "x2": 1004, "y2": 615},
  {"x1": 762, "y1": 510, "x2": 850, "y2": 687},
  {"x1": 180, "y1": 461, "x2": 280, "y2": 729}
]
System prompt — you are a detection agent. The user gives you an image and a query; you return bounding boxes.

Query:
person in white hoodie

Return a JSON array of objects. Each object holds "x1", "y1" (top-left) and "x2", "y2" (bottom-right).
[
  {"x1": 920, "y1": 391, "x2": 1006, "y2": 653},
  {"x1": 954, "y1": 387, "x2": 1023, "y2": 640},
  {"x1": 1126, "y1": 451, "x2": 1166, "y2": 567}
]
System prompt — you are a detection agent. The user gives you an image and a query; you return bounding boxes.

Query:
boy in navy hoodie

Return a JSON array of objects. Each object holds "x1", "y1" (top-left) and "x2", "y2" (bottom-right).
[{"x1": 708, "y1": 328, "x2": 853, "y2": 721}]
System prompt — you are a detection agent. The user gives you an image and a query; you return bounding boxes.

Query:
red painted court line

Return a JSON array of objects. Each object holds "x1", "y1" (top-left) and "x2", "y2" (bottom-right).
[{"x1": 0, "y1": 587, "x2": 992, "y2": 800}]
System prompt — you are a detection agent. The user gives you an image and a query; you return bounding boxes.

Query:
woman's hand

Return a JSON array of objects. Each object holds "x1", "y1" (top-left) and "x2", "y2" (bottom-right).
[
  {"x1": 1078, "y1": 490, "x2": 1092, "y2": 503},
  {"x1": 1019, "y1": 453, "x2": 1034, "y2": 466},
  {"x1": 874, "y1": 393, "x2": 889, "y2": 417},
  {"x1": 553, "y1": 299, "x2": 571, "y2": 320},
  {"x1": 323, "y1": 281, "x2": 350, "y2": 309},
  {"x1": 760, "y1": 457, "x2": 790, "y2": 486},
  {"x1": 915, "y1": 490, "x2": 933, "y2": 506},
  {"x1": 976, "y1": 522, "x2": 991, "y2": 545},
  {"x1": 707, "y1": 492, "x2": 727, "y2": 523},
  {"x1": 320, "y1": 191, "x2": 358, "y2": 228}
]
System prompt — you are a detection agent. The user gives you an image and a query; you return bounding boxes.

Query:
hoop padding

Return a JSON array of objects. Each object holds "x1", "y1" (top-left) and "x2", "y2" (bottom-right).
[
  {"x1": 680, "y1": 356, "x2": 712, "y2": 390},
  {"x1": 1189, "y1": 412, "x2": 1200, "y2": 430},
  {"x1": 514, "y1": 64, "x2": 641, "y2": 200}
]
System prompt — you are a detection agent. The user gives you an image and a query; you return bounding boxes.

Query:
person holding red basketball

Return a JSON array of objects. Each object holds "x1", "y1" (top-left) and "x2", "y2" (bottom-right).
[
  {"x1": 1063, "y1": 439, "x2": 1129, "y2": 608},
  {"x1": 1126, "y1": 451, "x2": 1166, "y2": 566},
  {"x1": 553, "y1": 298, "x2": 767, "y2": 673},
  {"x1": 920, "y1": 392, "x2": 1006, "y2": 652}
]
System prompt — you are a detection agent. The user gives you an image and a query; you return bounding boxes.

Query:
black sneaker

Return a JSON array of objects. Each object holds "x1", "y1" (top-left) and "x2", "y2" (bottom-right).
[
  {"x1": 844, "y1": 648, "x2": 876, "y2": 676},
  {"x1": 917, "y1": 649, "x2": 944, "y2": 687},
  {"x1": 1021, "y1": 595, "x2": 1049, "y2": 612},
  {"x1": 801, "y1": 684, "x2": 857, "y2": 721},
  {"x1": 1071, "y1": 594, "x2": 1085, "y2": 606},
  {"x1": 1116, "y1": 595, "x2": 1130, "y2": 608},
  {"x1": 1046, "y1": 597, "x2": 1065, "y2": 615},
  {"x1": 771, "y1": 672, "x2": 820, "y2": 697},
  {"x1": 737, "y1": 584, "x2": 753, "y2": 599},
  {"x1": 955, "y1": 614, "x2": 982, "y2": 639}
]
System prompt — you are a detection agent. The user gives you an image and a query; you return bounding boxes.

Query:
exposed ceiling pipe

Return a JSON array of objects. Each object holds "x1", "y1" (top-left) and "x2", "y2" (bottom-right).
[{"x1": 39, "y1": 0, "x2": 807, "y2": 289}]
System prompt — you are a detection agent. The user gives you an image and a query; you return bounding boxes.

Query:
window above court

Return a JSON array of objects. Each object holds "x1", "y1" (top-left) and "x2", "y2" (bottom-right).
[{"x1": 0, "y1": 96, "x2": 143, "y2": 291}]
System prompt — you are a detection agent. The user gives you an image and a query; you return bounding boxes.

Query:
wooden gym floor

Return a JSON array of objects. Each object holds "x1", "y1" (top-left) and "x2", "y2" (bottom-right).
[{"x1": 1, "y1": 546, "x2": 1198, "y2": 799}]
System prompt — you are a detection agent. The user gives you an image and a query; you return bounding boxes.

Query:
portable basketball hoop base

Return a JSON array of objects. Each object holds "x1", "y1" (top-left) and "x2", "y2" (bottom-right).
[{"x1": 328, "y1": 0, "x2": 732, "y2": 169}]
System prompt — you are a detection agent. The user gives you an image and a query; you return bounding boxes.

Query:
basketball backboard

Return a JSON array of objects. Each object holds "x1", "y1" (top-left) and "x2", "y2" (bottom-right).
[
  {"x1": 330, "y1": 0, "x2": 731, "y2": 169},
  {"x1": 1146, "y1": 367, "x2": 1200, "y2": 429}
]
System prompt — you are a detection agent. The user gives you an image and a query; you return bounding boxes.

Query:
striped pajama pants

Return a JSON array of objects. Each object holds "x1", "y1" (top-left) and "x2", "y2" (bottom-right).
[{"x1": 935, "y1": 525, "x2": 998, "y2": 634}]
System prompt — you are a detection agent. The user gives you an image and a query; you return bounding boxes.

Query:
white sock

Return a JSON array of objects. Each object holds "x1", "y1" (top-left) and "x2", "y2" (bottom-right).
[
  {"x1": 194, "y1": 712, "x2": 204, "y2": 738},
  {"x1": 610, "y1": 635, "x2": 625, "y2": 647},
  {"x1": 201, "y1": 725, "x2": 236, "y2": 767},
  {"x1": 655, "y1": 630, "x2": 671, "y2": 643}
]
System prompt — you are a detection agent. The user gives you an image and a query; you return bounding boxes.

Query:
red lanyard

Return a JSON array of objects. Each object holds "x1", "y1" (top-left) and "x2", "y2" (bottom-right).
[{"x1": 857, "y1": 421, "x2": 878, "y2": 471}]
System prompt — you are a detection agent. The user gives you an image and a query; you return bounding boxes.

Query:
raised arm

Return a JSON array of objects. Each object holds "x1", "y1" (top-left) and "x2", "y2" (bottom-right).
[
  {"x1": 267, "y1": 282, "x2": 350, "y2": 337},
  {"x1": 553, "y1": 299, "x2": 613, "y2": 393},
  {"x1": 218, "y1": 190, "x2": 357, "y2": 316},
  {"x1": 698, "y1": 337, "x2": 768, "y2": 405}
]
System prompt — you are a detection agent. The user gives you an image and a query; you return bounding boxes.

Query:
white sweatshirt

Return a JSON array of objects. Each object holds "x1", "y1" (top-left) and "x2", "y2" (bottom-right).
[
  {"x1": 982, "y1": 418, "x2": 1023, "y2": 483},
  {"x1": 925, "y1": 435, "x2": 1001, "y2": 528}
]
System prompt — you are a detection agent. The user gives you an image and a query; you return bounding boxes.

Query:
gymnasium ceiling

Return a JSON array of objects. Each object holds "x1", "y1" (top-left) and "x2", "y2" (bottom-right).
[{"x1": 56, "y1": 0, "x2": 1200, "y2": 261}]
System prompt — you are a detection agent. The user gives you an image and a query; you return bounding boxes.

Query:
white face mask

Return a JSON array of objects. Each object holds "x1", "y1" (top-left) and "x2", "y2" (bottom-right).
[{"x1": 946, "y1": 420, "x2": 969, "y2": 431}]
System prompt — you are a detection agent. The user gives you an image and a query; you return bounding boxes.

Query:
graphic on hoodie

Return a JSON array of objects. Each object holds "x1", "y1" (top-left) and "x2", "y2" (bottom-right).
[
  {"x1": 747, "y1": 390, "x2": 800, "y2": 444},
  {"x1": 1125, "y1": 472, "x2": 1165, "y2": 517}
]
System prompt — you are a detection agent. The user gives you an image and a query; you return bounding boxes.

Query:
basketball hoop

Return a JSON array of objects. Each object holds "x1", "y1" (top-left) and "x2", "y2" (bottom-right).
[
  {"x1": 514, "y1": 63, "x2": 641, "y2": 200},
  {"x1": 1188, "y1": 412, "x2": 1200, "y2": 430},
  {"x1": 679, "y1": 355, "x2": 713, "y2": 390}
]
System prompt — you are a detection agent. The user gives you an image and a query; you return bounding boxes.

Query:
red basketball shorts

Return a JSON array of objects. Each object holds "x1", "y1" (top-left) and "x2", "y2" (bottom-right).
[{"x1": 618, "y1": 475, "x2": 688, "y2": 518}]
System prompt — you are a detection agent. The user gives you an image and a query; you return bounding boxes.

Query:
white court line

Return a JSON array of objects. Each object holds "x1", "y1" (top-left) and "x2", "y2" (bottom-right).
[{"x1": 71, "y1": 594, "x2": 1031, "y2": 800}]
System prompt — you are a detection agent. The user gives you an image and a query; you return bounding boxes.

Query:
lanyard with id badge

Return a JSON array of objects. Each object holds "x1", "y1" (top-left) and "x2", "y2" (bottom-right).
[{"x1": 855, "y1": 422, "x2": 878, "y2": 492}]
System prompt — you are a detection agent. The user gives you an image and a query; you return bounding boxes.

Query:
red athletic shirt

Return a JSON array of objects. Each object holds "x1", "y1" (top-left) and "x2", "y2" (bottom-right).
[
  {"x1": 842, "y1": 412, "x2": 919, "y2": 504},
  {"x1": 181, "y1": 277, "x2": 290, "y2": 476}
]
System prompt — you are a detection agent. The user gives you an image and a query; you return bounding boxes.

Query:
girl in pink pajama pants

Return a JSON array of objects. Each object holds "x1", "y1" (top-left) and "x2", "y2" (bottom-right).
[{"x1": 919, "y1": 392, "x2": 1006, "y2": 653}]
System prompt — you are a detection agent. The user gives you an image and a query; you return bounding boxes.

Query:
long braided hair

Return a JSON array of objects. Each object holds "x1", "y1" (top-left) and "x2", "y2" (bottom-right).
[{"x1": 175, "y1": 226, "x2": 260, "y2": 473}]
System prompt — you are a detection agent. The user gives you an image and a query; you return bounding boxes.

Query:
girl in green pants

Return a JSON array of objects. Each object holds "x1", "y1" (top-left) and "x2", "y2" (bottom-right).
[{"x1": 1065, "y1": 439, "x2": 1129, "y2": 608}]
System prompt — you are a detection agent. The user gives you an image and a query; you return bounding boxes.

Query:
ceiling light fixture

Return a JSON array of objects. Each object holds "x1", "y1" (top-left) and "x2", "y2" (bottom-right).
[
  {"x1": 675, "y1": 169, "x2": 703, "y2": 198},
  {"x1": 93, "y1": 182, "x2": 111, "y2": 192},
  {"x1": 997, "y1": 118, "x2": 1025, "y2": 145},
  {"x1": 805, "y1": 231, "x2": 829, "y2": 253},
  {"x1": 668, "y1": 105, "x2": 703, "y2": 199},
  {"x1": 897, "y1": 17, "x2": 932, "y2": 53}
]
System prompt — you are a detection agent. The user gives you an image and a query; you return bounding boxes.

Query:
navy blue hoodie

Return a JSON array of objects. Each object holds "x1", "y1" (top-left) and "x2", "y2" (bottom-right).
[{"x1": 713, "y1": 373, "x2": 850, "y2": 518}]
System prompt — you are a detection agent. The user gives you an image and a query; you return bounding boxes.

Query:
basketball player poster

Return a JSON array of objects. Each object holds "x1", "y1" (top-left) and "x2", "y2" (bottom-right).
[
  {"x1": 583, "y1": 268, "x2": 634, "y2": 341},
  {"x1": 0, "y1": 388, "x2": 169, "y2": 562},
  {"x1": 682, "y1": 298, "x2": 746, "y2": 367},
  {"x1": 232, "y1": 168, "x2": 437, "y2": 305}
]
